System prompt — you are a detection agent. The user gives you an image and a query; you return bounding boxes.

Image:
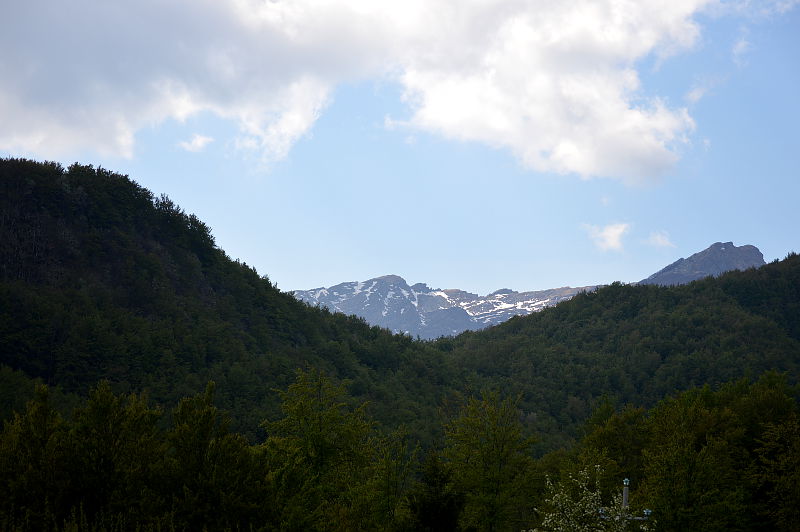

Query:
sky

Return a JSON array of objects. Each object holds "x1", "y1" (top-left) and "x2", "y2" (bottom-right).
[{"x1": 2, "y1": 0, "x2": 799, "y2": 295}]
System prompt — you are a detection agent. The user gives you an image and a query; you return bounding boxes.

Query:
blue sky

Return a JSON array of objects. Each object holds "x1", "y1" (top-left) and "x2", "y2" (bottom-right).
[{"x1": 2, "y1": 1, "x2": 798, "y2": 294}]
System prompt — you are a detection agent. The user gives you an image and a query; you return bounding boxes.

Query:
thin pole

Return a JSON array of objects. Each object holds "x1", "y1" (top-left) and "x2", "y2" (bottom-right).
[{"x1": 622, "y1": 478, "x2": 630, "y2": 509}]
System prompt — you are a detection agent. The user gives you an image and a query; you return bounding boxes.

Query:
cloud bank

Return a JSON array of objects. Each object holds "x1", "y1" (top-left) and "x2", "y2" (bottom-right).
[{"x1": 0, "y1": 0, "x2": 777, "y2": 181}]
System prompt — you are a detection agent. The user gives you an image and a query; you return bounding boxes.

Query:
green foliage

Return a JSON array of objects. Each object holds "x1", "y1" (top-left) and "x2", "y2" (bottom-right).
[
  {"x1": 443, "y1": 264, "x2": 800, "y2": 452},
  {"x1": 3, "y1": 158, "x2": 800, "y2": 530},
  {"x1": 66, "y1": 381, "x2": 163, "y2": 522},
  {"x1": 3, "y1": 157, "x2": 800, "y2": 455},
  {"x1": 0, "y1": 384, "x2": 69, "y2": 530},
  {"x1": 638, "y1": 376, "x2": 796, "y2": 531},
  {"x1": 165, "y1": 382, "x2": 267, "y2": 530},
  {"x1": 267, "y1": 368, "x2": 372, "y2": 474},
  {"x1": 568, "y1": 375, "x2": 799, "y2": 532},
  {"x1": 0, "y1": 365, "x2": 38, "y2": 422},
  {"x1": 367, "y1": 428, "x2": 419, "y2": 529},
  {"x1": 752, "y1": 412, "x2": 800, "y2": 531},
  {"x1": 0, "y1": 381, "x2": 269, "y2": 530},
  {"x1": 443, "y1": 391, "x2": 536, "y2": 531},
  {"x1": 407, "y1": 450, "x2": 465, "y2": 532},
  {"x1": 0, "y1": 157, "x2": 453, "y2": 444},
  {"x1": 578, "y1": 405, "x2": 649, "y2": 491},
  {"x1": 0, "y1": 370, "x2": 797, "y2": 531},
  {"x1": 263, "y1": 368, "x2": 371, "y2": 529}
]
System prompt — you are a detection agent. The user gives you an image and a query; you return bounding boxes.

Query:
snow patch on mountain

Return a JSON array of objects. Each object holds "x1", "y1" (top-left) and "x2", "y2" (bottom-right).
[
  {"x1": 293, "y1": 275, "x2": 594, "y2": 340},
  {"x1": 292, "y1": 243, "x2": 765, "y2": 339}
]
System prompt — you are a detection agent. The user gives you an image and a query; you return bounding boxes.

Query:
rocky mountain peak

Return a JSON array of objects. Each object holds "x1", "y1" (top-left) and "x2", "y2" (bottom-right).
[
  {"x1": 640, "y1": 242, "x2": 765, "y2": 286},
  {"x1": 375, "y1": 274, "x2": 407, "y2": 285},
  {"x1": 294, "y1": 242, "x2": 766, "y2": 338},
  {"x1": 489, "y1": 288, "x2": 515, "y2": 296},
  {"x1": 293, "y1": 274, "x2": 594, "y2": 339}
]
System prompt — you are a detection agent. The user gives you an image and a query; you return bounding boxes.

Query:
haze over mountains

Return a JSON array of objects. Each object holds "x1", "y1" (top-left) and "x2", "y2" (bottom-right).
[{"x1": 294, "y1": 242, "x2": 766, "y2": 339}]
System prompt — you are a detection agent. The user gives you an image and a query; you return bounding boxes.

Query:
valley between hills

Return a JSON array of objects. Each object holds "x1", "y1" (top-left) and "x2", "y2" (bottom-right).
[{"x1": 1, "y1": 158, "x2": 798, "y2": 531}]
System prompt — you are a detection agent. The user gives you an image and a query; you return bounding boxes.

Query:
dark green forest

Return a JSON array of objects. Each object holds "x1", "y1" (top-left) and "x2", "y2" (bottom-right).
[{"x1": 1, "y1": 158, "x2": 798, "y2": 531}]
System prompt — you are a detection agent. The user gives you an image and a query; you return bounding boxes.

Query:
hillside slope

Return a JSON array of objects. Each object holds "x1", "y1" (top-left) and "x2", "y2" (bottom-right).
[
  {"x1": 0, "y1": 158, "x2": 451, "y2": 439},
  {"x1": 1, "y1": 158, "x2": 798, "y2": 452},
  {"x1": 441, "y1": 255, "x2": 800, "y2": 448}
]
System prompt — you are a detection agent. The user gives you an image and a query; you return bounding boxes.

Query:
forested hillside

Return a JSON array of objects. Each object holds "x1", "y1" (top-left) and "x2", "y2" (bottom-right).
[
  {"x1": 0, "y1": 158, "x2": 453, "y2": 440},
  {"x1": 2, "y1": 157, "x2": 799, "y2": 446},
  {"x1": 442, "y1": 256, "x2": 800, "y2": 449},
  {"x1": 1, "y1": 158, "x2": 799, "y2": 530}
]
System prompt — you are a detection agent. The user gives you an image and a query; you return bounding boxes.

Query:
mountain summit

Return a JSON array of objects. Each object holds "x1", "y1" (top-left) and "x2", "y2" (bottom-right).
[
  {"x1": 639, "y1": 242, "x2": 765, "y2": 286},
  {"x1": 295, "y1": 242, "x2": 767, "y2": 338},
  {"x1": 292, "y1": 277, "x2": 593, "y2": 339}
]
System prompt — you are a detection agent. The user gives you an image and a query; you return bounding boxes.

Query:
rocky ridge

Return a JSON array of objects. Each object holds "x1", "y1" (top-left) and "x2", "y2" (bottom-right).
[
  {"x1": 294, "y1": 242, "x2": 765, "y2": 339},
  {"x1": 639, "y1": 241, "x2": 765, "y2": 286},
  {"x1": 293, "y1": 275, "x2": 593, "y2": 339}
]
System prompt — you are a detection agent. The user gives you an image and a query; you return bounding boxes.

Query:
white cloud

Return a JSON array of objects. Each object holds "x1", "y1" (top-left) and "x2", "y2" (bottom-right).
[
  {"x1": 0, "y1": 0, "x2": 344, "y2": 164},
  {"x1": 584, "y1": 223, "x2": 630, "y2": 251},
  {"x1": 179, "y1": 134, "x2": 214, "y2": 153},
  {"x1": 395, "y1": 1, "x2": 708, "y2": 183},
  {"x1": 1, "y1": 0, "x2": 786, "y2": 180},
  {"x1": 647, "y1": 230, "x2": 676, "y2": 248}
]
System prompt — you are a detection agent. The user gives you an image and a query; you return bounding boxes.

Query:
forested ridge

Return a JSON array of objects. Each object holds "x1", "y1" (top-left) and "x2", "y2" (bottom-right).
[
  {"x1": 0, "y1": 157, "x2": 450, "y2": 441},
  {"x1": 443, "y1": 257, "x2": 800, "y2": 450},
  {"x1": 1, "y1": 158, "x2": 798, "y2": 531}
]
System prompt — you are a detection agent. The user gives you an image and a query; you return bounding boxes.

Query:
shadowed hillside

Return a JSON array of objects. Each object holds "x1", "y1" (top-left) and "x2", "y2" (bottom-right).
[
  {"x1": 2, "y1": 158, "x2": 800, "y2": 531},
  {"x1": 0, "y1": 158, "x2": 452, "y2": 440},
  {"x1": 1, "y1": 157, "x2": 798, "y2": 453}
]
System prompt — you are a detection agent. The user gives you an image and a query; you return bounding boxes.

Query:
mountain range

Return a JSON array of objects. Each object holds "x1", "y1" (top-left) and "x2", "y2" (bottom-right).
[
  {"x1": 293, "y1": 241, "x2": 766, "y2": 339},
  {"x1": 293, "y1": 276, "x2": 595, "y2": 339}
]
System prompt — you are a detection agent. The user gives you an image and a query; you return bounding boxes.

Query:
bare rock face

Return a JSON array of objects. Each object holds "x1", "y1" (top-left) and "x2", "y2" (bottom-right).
[
  {"x1": 639, "y1": 242, "x2": 765, "y2": 286},
  {"x1": 293, "y1": 242, "x2": 765, "y2": 338},
  {"x1": 293, "y1": 276, "x2": 593, "y2": 339}
]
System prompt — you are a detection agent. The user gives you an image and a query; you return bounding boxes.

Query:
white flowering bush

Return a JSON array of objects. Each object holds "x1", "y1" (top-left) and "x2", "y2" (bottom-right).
[{"x1": 531, "y1": 465, "x2": 654, "y2": 532}]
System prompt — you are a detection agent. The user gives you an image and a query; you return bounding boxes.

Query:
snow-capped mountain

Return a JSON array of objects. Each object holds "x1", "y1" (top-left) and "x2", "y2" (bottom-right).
[
  {"x1": 292, "y1": 275, "x2": 594, "y2": 339},
  {"x1": 292, "y1": 242, "x2": 767, "y2": 339}
]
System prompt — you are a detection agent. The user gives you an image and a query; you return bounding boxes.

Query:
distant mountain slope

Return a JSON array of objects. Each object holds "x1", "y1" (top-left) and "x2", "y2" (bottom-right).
[
  {"x1": 297, "y1": 242, "x2": 767, "y2": 338},
  {"x1": 293, "y1": 275, "x2": 593, "y2": 339},
  {"x1": 640, "y1": 241, "x2": 765, "y2": 286}
]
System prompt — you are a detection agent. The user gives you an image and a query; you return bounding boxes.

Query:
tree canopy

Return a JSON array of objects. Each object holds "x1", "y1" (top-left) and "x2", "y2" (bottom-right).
[{"x1": 1, "y1": 158, "x2": 799, "y2": 530}]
